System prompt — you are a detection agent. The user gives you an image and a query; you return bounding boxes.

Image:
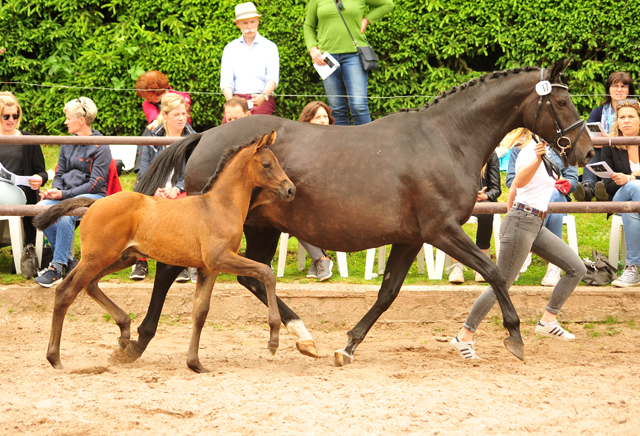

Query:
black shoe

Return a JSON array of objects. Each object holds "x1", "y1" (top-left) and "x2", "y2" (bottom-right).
[
  {"x1": 594, "y1": 181, "x2": 608, "y2": 201},
  {"x1": 130, "y1": 260, "x2": 148, "y2": 280},
  {"x1": 175, "y1": 268, "x2": 190, "y2": 283},
  {"x1": 573, "y1": 182, "x2": 594, "y2": 202},
  {"x1": 34, "y1": 265, "x2": 63, "y2": 288},
  {"x1": 65, "y1": 258, "x2": 79, "y2": 276}
]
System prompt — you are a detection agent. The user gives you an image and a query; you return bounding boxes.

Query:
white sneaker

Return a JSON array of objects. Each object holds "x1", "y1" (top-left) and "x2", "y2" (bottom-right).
[
  {"x1": 474, "y1": 270, "x2": 485, "y2": 282},
  {"x1": 535, "y1": 321, "x2": 575, "y2": 341},
  {"x1": 541, "y1": 264, "x2": 561, "y2": 287},
  {"x1": 450, "y1": 335, "x2": 479, "y2": 360},
  {"x1": 447, "y1": 262, "x2": 466, "y2": 284},
  {"x1": 520, "y1": 252, "x2": 532, "y2": 273},
  {"x1": 612, "y1": 265, "x2": 640, "y2": 288}
]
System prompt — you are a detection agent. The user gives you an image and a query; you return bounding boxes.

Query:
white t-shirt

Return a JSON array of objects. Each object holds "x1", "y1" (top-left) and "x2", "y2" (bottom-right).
[
  {"x1": 630, "y1": 160, "x2": 640, "y2": 174},
  {"x1": 513, "y1": 140, "x2": 556, "y2": 211}
]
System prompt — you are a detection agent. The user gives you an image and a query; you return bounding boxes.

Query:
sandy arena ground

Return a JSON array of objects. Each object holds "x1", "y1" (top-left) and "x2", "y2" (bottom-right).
[{"x1": 1, "y1": 283, "x2": 639, "y2": 435}]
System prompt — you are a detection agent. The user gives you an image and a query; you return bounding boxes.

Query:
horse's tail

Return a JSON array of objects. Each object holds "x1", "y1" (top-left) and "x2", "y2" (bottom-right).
[
  {"x1": 33, "y1": 197, "x2": 98, "y2": 230},
  {"x1": 134, "y1": 133, "x2": 204, "y2": 196}
]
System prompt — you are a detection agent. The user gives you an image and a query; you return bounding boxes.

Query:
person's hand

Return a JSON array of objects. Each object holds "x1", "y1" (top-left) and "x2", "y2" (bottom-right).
[
  {"x1": 29, "y1": 174, "x2": 43, "y2": 190},
  {"x1": 153, "y1": 188, "x2": 168, "y2": 199},
  {"x1": 310, "y1": 46, "x2": 325, "y2": 66},
  {"x1": 611, "y1": 172, "x2": 633, "y2": 186},
  {"x1": 166, "y1": 187, "x2": 180, "y2": 199},
  {"x1": 476, "y1": 186, "x2": 488, "y2": 202},
  {"x1": 360, "y1": 17, "x2": 369, "y2": 34},
  {"x1": 534, "y1": 141, "x2": 547, "y2": 159},
  {"x1": 41, "y1": 188, "x2": 62, "y2": 200},
  {"x1": 250, "y1": 94, "x2": 266, "y2": 107}
]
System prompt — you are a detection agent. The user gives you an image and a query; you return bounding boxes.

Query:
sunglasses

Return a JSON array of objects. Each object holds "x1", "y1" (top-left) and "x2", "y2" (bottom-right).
[
  {"x1": 618, "y1": 99, "x2": 639, "y2": 106},
  {"x1": 2, "y1": 114, "x2": 19, "y2": 121},
  {"x1": 76, "y1": 98, "x2": 87, "y2": 116}
]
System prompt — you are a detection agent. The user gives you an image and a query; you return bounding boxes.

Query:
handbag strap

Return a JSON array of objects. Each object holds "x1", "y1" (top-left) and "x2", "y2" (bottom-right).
[{"x1": 333, "y1": 0, "x2": 372, "y2": 50}]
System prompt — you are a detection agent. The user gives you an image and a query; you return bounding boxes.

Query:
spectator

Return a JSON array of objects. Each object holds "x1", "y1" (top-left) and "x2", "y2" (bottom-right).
[
  {"x1": 132, "y1": 93, "x2": 196, "y2": 282},
  {"x1": 506, "y1": 136, "x2": 578, "y2": 287},
  {"x1": 220, "y1": 2, "x2": 278, "y2": 122},
  {"x1": 224, "y1": 97, "x2": 252, "y2": 122},
  {"x1": 447, "y1": 152, "x2": 501, "y2": 284},
  {"x1": 135, "y1": 70, "x2": 192, "y2": 125},
  {"x1": 35, "y1": 97, "x2": 111, "y2": 287},
  {"x1": 297, "y1": 101, "x2": 335, "y2": 281},
  {"x1": 450, "y1": 128, "x2": 586, "y2": 360},
  {"x1": 304, "y1": 0, "x2": 394, "y2": 126},
  {"x1": 575, "y1": 71, "x2": 636, "y2": 202},
  {"x1": 0, "y1": 92, "x2": 48, "y2": 263},
  {"x1": 602, "y1": 99, "x2": 640, "y2": 287}
]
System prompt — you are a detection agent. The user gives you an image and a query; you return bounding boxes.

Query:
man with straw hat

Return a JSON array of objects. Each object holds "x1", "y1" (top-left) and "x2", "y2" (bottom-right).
[{"x1": 220, "y1": 2, "x2": 279, "y2": 122}]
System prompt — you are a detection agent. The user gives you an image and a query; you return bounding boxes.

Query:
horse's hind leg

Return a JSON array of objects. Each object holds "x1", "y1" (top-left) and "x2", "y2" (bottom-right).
[
  {"x1": 84, "y1": 257, "x2": 137, "y2": 349},
  {"x1": 187, "y1": 270, "x2": 219, "y2": 373},
  {"x1": 126, "y1": 262, "x2": 183, "y2": 361},
  {"x1": 433, "y1": 223, "x2": 523, "y2": 360},
  {"x1": 238, "y1": 226, "x2": 318, "y2": 358},
  {"x1": 335, "y1": 243, "x2": 422, "y2": 367}
]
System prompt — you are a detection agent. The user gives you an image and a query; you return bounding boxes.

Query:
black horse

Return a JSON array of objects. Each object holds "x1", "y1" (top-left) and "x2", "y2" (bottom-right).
[{"x1": 133, "y1": 59, "x2": 593, "y2": 366}]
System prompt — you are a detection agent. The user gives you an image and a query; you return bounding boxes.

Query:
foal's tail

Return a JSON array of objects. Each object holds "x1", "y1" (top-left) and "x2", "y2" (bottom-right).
[
  {"x1": 33, "y1": 197, "x2": 98, "y2": 230},
  {"x1": 134, "y1": 133, "x2": 203, "y2": 196}
]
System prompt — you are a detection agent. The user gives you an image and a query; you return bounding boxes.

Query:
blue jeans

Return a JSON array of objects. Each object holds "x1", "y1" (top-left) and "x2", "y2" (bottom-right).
[
  {"x1": 322, "y1": 52, "x2": 370, "y2": 126},
  {"x1": 544, "y1": 189, "x2": 567, "y2": 239},
  {"x1": 38, "y1": 193, "x2": 105, "y2": 266},
  {"x1": 581, "y1": 147, "x2": 602, "y2": 186},
  {"x1": 612, "y1": 181, "x2": 640, "y2": 266}
]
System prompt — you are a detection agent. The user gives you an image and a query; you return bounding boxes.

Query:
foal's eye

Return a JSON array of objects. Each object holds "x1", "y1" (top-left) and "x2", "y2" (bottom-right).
[{"x1": 262, "y1": 163, "x2": 272, "y2": 169}]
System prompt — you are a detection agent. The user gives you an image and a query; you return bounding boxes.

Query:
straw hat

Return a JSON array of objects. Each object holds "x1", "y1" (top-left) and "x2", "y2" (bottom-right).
[{"x1": 235, "y1": 2, "x2": 262, "y2": 21}]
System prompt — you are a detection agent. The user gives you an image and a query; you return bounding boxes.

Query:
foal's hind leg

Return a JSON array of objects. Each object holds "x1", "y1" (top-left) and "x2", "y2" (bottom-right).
[
  {"x1": 335, "y1": 244, "x2": 422, "y2": 367},
  {"x1": 187, "y1": 270, "x2": 219, "y2": 373},
  {"x1": 238, "y1": 226, "x2": 318, "y2": 358}
]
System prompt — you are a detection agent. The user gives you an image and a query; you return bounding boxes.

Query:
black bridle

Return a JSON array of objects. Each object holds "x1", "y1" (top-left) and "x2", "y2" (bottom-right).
[{"x1": 530, "y1": 68, "x2": 586, "y2": 169}]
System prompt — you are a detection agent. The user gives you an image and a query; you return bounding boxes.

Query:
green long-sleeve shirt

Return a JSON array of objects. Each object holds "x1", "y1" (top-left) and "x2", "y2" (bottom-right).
[{"x1": 304, "y1": 0, "x2": 394, "y2": 54}]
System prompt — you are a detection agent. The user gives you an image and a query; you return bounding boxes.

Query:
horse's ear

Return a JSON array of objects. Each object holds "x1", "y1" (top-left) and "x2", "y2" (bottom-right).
[
  {"x1": 255, "y1": 132, "x2": 269, "y2": 150},
  {"x1": 550, "y1": 57, "x2": 572, "y2": 82},
  {"x1": 266, "y1": 130, "x2": 277, "y2": 147}
]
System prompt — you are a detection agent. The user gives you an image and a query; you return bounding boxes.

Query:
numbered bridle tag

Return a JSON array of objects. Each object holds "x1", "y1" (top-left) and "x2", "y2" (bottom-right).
[{"x1": 535, "y1": 81, "x2": 552, "y2": 96}]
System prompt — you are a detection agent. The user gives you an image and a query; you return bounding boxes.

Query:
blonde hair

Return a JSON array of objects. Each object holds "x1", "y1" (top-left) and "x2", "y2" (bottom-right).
[
  {"x1": 147, "y1": 93, "x2": 186, "y2": 132},
  {"x1": 0, "y1": 91, "x2": 23, "y2": 131},
  {"x1": 611, "y1": 99, "x2": 640, "y2": 149},
  {"x1": 500, "y1": 128, "x2": 533, "y2": 150},
  {"x1": 63, "y1": 97, "x2": 98, "y2": 125}
]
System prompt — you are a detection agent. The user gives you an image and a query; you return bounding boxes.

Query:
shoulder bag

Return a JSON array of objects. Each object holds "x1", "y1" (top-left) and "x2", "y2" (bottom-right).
[{"x1": 333, "y1": 0, "x2": 380, "y2": 72}]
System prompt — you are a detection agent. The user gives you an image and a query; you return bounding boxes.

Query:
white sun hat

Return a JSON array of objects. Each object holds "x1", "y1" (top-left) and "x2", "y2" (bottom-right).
[{"x1": 235, "y1": 2, "x2": 262, "y2": 21}]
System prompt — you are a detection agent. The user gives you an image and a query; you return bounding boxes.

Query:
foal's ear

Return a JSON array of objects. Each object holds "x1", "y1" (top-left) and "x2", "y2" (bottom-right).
[
  {"x1": 266, "y1": 130, "x2": 277, "y2": 148},
  {"x1": 255, "y1": 132, "x2": 270, "y2": 150},
  {"x1": 550, "y1": 57, "x2": 572, "y2": 82}
]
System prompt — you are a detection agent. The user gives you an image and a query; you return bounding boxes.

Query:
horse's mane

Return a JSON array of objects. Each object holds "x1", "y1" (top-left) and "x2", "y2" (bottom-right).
[
  {"x1": 398, "y1": 66, "x2": 540, "y2": 114},
  {"x1": 197, "y1": 135, "x2": 263, "y2": 195}
]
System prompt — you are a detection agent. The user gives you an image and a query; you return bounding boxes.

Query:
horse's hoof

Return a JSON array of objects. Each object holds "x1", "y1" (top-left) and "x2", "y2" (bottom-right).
[
  {"x1": 504, "y1": 337, "x2": 525, "y2": 361},
  {"x1": 296, "y1": 340, "x2": 319, "y2": 358},
  {"x1": 334, "y1": 349, "x2": 353, "y2": 367},
  {"x1": 125, "y1": 341, "x2": 143, "y2": 362},
  {"x1": 187, "y1": 361, "x2": 211, "y2": 374},
  {"x1": 47, "y1": 356, "x2": 63, "y2": 370}
]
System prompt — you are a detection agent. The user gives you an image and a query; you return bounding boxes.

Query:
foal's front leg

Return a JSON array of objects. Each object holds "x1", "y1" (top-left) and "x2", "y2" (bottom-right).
[{"x1": 187, "y1": 270, "x2": 219, "y2": 373}]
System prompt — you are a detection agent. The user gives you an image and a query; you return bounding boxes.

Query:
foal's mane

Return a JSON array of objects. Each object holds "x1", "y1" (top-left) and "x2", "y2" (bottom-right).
[
  {"x1": 398, "y1": 66, "x2": 540, "y2": 114},
  {"x1": 197, "y1": 135, "x2": 263, "y2": 195}
]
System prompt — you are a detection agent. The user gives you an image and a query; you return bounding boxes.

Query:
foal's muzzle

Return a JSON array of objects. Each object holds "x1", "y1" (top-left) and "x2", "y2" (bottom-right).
[{"x1": 277, "y1": 180, "x2": 296, "y2": 202}]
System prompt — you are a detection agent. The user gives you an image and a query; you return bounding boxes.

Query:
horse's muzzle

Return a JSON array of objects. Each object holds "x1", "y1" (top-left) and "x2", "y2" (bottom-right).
[{"x1": 277, "y1": 180, "x2": 296, "y2": 202}]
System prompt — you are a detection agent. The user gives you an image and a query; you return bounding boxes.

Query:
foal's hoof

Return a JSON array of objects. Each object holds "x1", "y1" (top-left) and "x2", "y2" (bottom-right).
[
  {"x1": 187, "y1": 361, "x2": 211, "y2": 374},
  {"x1": 504, "y1": 337, "x2": 525, "y2": 361},
  {"x1": 296, "y1": 340, "x2": 319, "y2": 358},
  {"x1": 268, "y1": 344, "x2": 278, "y2": 356},
  {"x1": 125, "y1": 341, "x2": 143, "y2": 362},
  {"x1": 47, "y1": 357, "x2": 63, "y2": 370},
  {"x1": 334, "y1": 349, "x2": 353, "y2": 367}
]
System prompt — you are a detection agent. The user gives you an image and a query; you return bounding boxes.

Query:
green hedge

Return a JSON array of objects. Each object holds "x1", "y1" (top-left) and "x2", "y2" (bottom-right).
[{"x1": 1, "y1": 0, "x2": 639, "y2": 135}]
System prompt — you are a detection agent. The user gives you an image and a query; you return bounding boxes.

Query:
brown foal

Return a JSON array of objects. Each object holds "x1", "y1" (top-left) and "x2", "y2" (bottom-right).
[{"x1": 34, "y1": 131, "x2": 295, "y2": 373}]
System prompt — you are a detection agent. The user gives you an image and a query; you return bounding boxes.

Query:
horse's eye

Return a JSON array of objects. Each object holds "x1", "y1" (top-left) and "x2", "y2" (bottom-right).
[
  {"x1": 557, "y1": 100, "x2": 567, "y2": 107},
  {"x1": 262, "y1": 163, "x2": 272, "y2": 169}
]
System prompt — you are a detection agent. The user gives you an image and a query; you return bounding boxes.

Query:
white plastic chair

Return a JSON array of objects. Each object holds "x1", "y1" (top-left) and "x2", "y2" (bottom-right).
[
  {"x1": 0, "y1": 181, "x2": 28, "y2": 275},
  {"x1": 276, "y1": 233, "x2": 348, "y2": 278},
  {"x1": 365, "y1": 244, "x2": 437, "y2": 280},
  {"x1": 609, "y1": 214, "x2": 625, "y2": 271}
]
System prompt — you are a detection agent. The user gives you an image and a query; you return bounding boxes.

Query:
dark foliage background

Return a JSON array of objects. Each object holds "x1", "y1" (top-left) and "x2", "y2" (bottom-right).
[{"x1": 1, "y1": 0, "x2": 639, "y2": 135}]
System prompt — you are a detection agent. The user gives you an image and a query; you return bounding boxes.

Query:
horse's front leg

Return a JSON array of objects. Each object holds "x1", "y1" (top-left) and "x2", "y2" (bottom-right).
[
  {"x1": 238, "y1": 226, "x2": 317, "y2": 357},
  {"x1": 335, "y1": 244, "x2": 423, "y2": 367},
  {"x1": 216, "y1": 252, "x2": 280, "y2": 355},
  {"x1": 126, "y1": 262, "x2": 184, "y2": 361},
  {"x1": 187, "y1": 270, "x2": 219, "y2": 373},
  {"x1": 433, "y1": 223, "x2": 524, "y2": 360}
]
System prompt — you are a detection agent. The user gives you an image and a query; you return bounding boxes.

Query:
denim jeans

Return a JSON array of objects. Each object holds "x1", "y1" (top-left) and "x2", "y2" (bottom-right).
[
  {"x1": 612, "y1": 181, "x2": 640, "y2": 266},
  {"x1": 544, "y1": 188, "x2": 567, "y2": 239},
  {"x1": 581, "y1": 147, "x2": 602, "y2": 186},
  {"x1": 38, "y1": 193, "x2": 105, "y2": 266},
  {"x1": 463, "y1": 208, "x2": 586, "y2": 332},
  {"x1": 322, "y1": 52, "x2": 370, "y2": 126}
]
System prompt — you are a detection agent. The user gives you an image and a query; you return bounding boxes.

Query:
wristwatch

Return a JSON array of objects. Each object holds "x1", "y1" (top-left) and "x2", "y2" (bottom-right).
[{"x1": 261, "y1": 93, "x2": 270, "y2": 101}]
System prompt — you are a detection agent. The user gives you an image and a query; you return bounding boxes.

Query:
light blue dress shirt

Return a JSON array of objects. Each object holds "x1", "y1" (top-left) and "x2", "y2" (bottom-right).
[{"x1": 220, "y1": 32, "x2": 279, "y2": 95}]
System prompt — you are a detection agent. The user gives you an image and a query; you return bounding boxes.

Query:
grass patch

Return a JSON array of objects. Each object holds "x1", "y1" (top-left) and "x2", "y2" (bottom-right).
[
  {"x1": 8, "y1": 307, "x2": 15, "y2": 314},
  {"x1": 584, "y1": 323, "x2": 595, "y2": 329},
  {"x1": 102, "y1": 313, "x2": 112, "y2": 323},
  {"x1": 128, "y1": 312, "x2": 139, "y2": 321},
  {"x1": 588, "y1": 330, "x2": 602, "y2": 338}
]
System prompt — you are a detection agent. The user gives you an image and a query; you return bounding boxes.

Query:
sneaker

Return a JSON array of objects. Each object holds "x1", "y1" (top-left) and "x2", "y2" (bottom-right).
[
  {"x1": 447, "y1": 262, "x2": 466, "y2": 284},
  {"x1": 535, "y1": 321, "x2": 575, "y2": 341},
  {"x1": 474, "y1": 270, "x2": 485, "y2": 282},
  {"x1": 130, "y1": 260, "x2": 148, "y2": 280},
  {"x1": 573, "y1": 183, "x2": 585, "y2": 201},
  {"x1": 520, "y1": 252, "x2": 532, "y2": 273},
  {"x1": 594, "y1": 181, "x2": 608, "y2": 201},
  {"x1": 316, "y1": 259, "x2": 333, "y2": 282},
  {"x1": 307, "y1": 261, "x2": 317, "y2": 278},
  {"x1": 450, "y1": 335, "x2": 479, "y2": 360},
  {"x1": 65, "y1": 258, "x2": 79, "y2": 276},
  {"x1": 189, "y1": 267, "x2": 197, "y2": 284},
  {"x1": 541, "y1": 264, "x2": 561, "y2": 287},
  {"x1": 612, "y1": 265, "x2": 640, "y2": 288},
  {"x1": 175, "y1": 268, "x2": 190, "y2": 283},
  {"x1": 34, "y1": 265, "x2": 63, "y2": 288}
]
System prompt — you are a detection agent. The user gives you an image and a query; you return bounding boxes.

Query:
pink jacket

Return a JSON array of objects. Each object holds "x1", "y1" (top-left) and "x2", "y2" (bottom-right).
[{"x1": 142, "y1": 86, "x2": 192, "y2": 124}]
